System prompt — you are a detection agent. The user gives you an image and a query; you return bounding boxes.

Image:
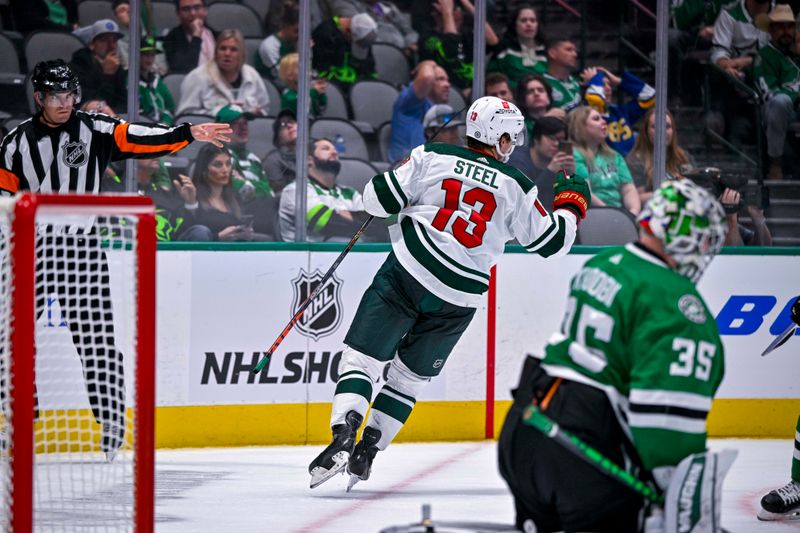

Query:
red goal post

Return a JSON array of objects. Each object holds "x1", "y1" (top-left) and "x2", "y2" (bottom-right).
[{"x1": 0, "y1": 193, "x2": 156, "y2": 532}]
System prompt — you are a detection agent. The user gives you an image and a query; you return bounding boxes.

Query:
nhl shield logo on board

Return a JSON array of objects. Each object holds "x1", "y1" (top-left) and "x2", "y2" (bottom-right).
[{"x1": 291, "y1": 269, "x2": 343, "y2": 341}]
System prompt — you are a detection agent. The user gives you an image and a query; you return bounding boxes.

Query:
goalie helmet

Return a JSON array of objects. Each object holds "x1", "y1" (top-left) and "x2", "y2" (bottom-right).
[
  {"x1": 637, "y1": 179, "x2": 727, "y2": 283},
  {"x1": 31, "y1": 59, "x2": 81, "y2": 101},
  {"x1": 465, "y1": 96, "x2": 524, "y2": 163}
]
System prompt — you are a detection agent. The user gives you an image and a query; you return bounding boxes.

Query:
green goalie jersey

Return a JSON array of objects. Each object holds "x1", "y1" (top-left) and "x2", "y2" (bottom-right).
[{"x1": 541, "y1": 242, "x2": 724, "y2": 470}]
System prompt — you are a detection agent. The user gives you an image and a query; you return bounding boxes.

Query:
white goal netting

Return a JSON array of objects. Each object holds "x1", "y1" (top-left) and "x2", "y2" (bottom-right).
[{"x1": 0, "y1": 195, "x2": 154, "y2": 532}]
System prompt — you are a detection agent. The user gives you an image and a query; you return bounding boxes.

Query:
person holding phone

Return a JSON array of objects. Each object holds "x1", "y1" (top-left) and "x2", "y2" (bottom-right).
[
  {"x1": 186, "y1": 144, "x2": 273, "y2": 241},
  {"x1": 508, "y1": 116, "x2": 574, "y2": 207}
]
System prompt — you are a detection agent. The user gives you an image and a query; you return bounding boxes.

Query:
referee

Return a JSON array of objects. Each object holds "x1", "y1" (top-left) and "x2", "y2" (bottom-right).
[{"x1": 0, "y1": 59, "x2": 232, "y2": 460}]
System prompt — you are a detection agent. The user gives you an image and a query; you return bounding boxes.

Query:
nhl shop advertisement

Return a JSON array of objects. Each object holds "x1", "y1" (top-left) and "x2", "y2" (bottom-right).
[{"x1": 186, "y1": 250, "x2": 451, "y2": 405}]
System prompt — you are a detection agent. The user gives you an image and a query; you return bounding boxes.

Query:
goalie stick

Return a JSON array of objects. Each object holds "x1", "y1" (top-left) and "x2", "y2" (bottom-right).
[
  {"x1": 252, "y1": 215, "x2": 375, "y2": 374},
  {"x1": 522, "y1": 405, "x2": 665, "y2": 504}
]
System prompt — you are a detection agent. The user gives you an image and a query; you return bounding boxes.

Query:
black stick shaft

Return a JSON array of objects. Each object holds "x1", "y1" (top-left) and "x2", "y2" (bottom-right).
[{"x1": 252, "y1": 215, "x2": 375, "y2": 374}]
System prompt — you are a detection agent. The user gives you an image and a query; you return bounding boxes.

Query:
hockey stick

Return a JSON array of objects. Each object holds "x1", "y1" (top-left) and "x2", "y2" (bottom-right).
[
  {"x1": 522, "y1": 405, "x2": 665, "y2": 504},
  {"x1": 761, "y1": 322, "x2": 796, "y2": 356},
  {"x1": 252, "y1": 215, "x2": 375, "y2": 374}
]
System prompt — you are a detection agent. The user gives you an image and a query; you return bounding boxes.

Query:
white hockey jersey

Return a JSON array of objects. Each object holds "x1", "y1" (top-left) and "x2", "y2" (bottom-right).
[{"x1": 362, "y1": 143, "x2": 577, "y2": 307}]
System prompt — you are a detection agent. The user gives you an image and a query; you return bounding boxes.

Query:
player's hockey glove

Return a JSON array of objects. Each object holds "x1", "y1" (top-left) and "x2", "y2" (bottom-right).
[{"x1": 553, "y1": 169, "x2": 591, "y2": 220}]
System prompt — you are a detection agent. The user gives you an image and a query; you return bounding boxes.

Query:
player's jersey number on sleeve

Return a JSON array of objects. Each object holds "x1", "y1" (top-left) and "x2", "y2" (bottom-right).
[{"x1": 431, "y1": 178, "x2": 497, "y2": 248}]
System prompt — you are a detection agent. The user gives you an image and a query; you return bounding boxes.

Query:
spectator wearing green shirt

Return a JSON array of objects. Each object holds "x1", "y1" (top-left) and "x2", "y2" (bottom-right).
[
  {"x1": 216, "y1": 105, "x2": 275, "y2": 202},
  {"x1": 278, "y1": 52, "x2": 329, "y2": 117},
  {"x1": 569, "y1": 106, "x2": 640, "y2": 216},
  {"x1": 542, "y1": 38, "x2": 583, "y2": 110},
  {"x1": 139, "y1": 36, "x2": 175, "y2": 125},
  {"x1": 487, "y1": 4, "x2": 547, "y2": 90},
  {"x1": 754, "y1": 4, "x2": 799, "y2": 181}
]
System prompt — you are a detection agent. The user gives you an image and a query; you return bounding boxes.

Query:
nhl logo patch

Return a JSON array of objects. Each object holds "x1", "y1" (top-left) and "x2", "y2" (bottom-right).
[
  {"x1": 291, "y1": 269, "x2": 343, "y2": 341},
  {"x1": 678, "y1": 294, "x2": 706, "y2": 324},
  {"x1": 62, "y1": 141, "x2": 88, "y2": 168}
]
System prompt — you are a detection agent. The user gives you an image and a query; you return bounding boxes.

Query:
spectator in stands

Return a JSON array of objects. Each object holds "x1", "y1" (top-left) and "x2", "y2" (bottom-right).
[
  {"x1": 177, "y1": 29, "x2": 270, "y2": 117},
  {"x1": 216, "y1": 104, "x2": 275, "y2": 201},
  {"x1": 104, "y1": 157, "x2": 210, "y2": 241},
  {"x1": 718, "y1": 186, "x2": 773, "y2": 246},
  {"x1": 279, "y1": 138, "x2": 387, "y2": 242},
  {"x1": 754, "y1": 4, "x2": 799, "y2": 181},
  {"x1": 139, "y1": 36, "x2": 175, "y2": 125},
  {"x1": 419, "y1": 0, "x2": 499, "y2": 91},
  {"x1": 422, "y1": 104, "x2": 464, "y2": 146},
  {"x1": 708, "y1": 0, "x2": 771, "y2": 143},
  {"x1": 508, "y1": 116, "x2": 573, "y2": 208},
  {"x1": 80, "y1": 99, "x2": 117, "y2": 116},
  {"x1": 257, "y1": 1, "x2": 299, "y2": 81},
  {"x1": 278, "y1": 53, "x2": 328, "y2": 116},
  {"x1": 485, "y1": 72, "x2": 515, "y2": 103},
  {"x1": 69, "y1": 19, "x2": 128, "y2": 113},
  {"x1": 626, "y1": 108, "x2": 695, "y2": 204},
  {"x1": 669, "y1": 0, "x2": 726, "y2": 105},
  {"x1": 263, "y1": 109, "x2": 298, "y2": 194},
  {"x1": 186, "y1": 144, "x2": 273, "y2": 241},
  {"x1": 487, "y1": 4, "x2": 546, "y2": 90},
  {"x1": 582, "y1": 67, "x2": 655, "y2": 156},
  {"x1": 569, "y1": 106, "x2": 640, "y2": 215},
  {"x1": 515, "y1": 73, "x2": 566, "y2": 140},
  {"x1": 111, "y1": 0, "x2": 131, "y2": 68},
  {"x1": 387, "y1": 59, "x2": 451, "y2": 163},
  {"x1": 333, "y1": 0, "x2": 420, "y2": 55},
  {"x1": 543, "y1": 38, "x2": 583, "y2": 110},
  {"x1": 163, "y1": 0, "x2": 216, "y2": 74},
  {"x1": 311, "y1": 13, "x2": 379, "y2": 86},
  {"x1": 11, "y1": 0, "x2": 77, "y2": 33}
]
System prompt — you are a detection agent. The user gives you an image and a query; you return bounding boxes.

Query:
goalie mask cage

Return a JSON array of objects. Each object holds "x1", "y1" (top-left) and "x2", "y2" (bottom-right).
[{"x1": 0, "y1": 194, "x2": 156, "y2": 532}]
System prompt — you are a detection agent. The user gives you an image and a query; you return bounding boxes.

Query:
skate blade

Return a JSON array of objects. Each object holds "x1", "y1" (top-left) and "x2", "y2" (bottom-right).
[
  {"x1": 345, "y1": 474, "x2": 360, "y2": 492},
  {"x1": 309, "y1": 452, "x2": 349, "y2": 489},
  {"x1": 757, "y1": 507, "x2": 800, "y2": 521}
]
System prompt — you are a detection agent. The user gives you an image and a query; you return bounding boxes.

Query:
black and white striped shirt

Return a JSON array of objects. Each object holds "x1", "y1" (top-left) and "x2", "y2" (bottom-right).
[{"x1": 0, "y1": 110, "x2": 194, "y2": 195}]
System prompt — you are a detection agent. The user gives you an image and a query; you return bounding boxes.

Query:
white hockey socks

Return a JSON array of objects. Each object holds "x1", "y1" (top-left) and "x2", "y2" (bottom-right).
[{"x1": 366, "y1": 358, "x2": 430, "y2": 450}]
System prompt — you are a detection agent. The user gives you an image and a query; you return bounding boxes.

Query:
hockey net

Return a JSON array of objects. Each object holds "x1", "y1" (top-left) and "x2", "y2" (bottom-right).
[{"x1": 0, "y1": 194, "x2": 156, "y2": 532}]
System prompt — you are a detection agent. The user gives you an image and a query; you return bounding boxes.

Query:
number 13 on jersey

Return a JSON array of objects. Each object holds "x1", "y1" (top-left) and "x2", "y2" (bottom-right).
[{"x1": 431, "y1": 178, "x2": 497, "y2": 248}]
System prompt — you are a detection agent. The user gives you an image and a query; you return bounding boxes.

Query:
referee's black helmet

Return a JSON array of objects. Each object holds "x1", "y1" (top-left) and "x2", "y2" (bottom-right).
[{"x1": 31, "y1": 59, "x2": 81, "y2": 95}]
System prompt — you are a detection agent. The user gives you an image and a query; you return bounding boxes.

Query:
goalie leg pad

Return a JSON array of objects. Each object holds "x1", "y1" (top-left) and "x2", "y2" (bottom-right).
[{"x1": 660, "y1": 449, "x2": 738, "y2": 533}]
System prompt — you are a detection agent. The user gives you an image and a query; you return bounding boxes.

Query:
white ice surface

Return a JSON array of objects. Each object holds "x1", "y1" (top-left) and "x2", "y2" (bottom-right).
[{"x1": 150, "y1": 439, "x2": 800, "y2": 532}]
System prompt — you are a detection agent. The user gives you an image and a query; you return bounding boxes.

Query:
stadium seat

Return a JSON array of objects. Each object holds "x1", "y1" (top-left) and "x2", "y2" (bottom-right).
[
  {"x1": 310, "y1": 118, "x2": 369, "y2": 160},
  {"x1": 162, "y1": 73, "x2": 185, "y2": 108},
  {"x1": 319, "y1": 81, "x2": 348, "y2": 120},
  {"x1": 78, "y1": 0, "x2": 114, "y2": 27},
  {"x1": 577, "y1": 207, "x2": 639, "y2": 245},
  {"x1": 372, "y1": 43, "x2": 409, "y2": 88},
  {"x1": 206, "y1": 3, "x2": 264, "y2": 38},
  {"x1": 241, "y1": 0, "x2": 271, "y2": 21},
  {"x1": 337, "y1": 158, "x2": 378, "y2": 193},
  {"x1": 262, "y1": 77, "x2": 281, "y2": 116},
  {"x1": 150, "y1": 2, "x2": 178, "y2": 35},
  {"x1": 448, "y1": 86, "x2": 467, "y2": 114},
  {"x1": 377, "y1": 121, "x2": 391, "y2": 162},
  {"x1": 247, "y1": 116, "x2": 275, "y2": 159},
  {"x1": 24, "y1": 32, "x2": 85, "y2": 71},
  {"x1": 244, "y1": 37, "x2": 261, "y2": 67},
  {"x1": 350, "y1": 80, "x2": 398, "y2": 132},
  {"x1": 0, "y1": 32, "x2": 20, "y2": 73}
]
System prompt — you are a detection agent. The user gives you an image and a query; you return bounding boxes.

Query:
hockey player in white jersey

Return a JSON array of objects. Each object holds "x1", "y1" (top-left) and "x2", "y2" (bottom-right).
[{"x1": 308, "y1": 96, "x2": 592, "y2": 490}]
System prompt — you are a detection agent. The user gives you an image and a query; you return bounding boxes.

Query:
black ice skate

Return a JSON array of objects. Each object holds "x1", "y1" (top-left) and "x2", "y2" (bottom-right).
[
  {"x1": 308, "y1": 410, "x2": 363, "y2": 489},
  {"x1": 345, "y1": 426, "x2": 381, "y2": 492},
  {"x1": 758, "y1": 480, "x2": 800, "y2": 521},
  {"x1": 101, "y1": 422, "x2": 125, "y2": 462}
]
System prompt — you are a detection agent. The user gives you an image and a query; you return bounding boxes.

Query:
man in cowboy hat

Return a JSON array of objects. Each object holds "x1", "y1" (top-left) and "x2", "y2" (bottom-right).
[{"x1": 754, "y1": 4, "x2": 799, "y2": 181}]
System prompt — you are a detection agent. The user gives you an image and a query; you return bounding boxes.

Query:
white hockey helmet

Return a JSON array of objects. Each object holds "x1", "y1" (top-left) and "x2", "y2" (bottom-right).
[{"x1": 465, "y1": 96, "x2": 525, "y2": 163}]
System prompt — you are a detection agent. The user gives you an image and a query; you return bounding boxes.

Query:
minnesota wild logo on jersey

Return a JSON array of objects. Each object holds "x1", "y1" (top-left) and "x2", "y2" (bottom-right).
[{"x1": 541, "y1": 243, "x2": 724, "y2": 470}]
